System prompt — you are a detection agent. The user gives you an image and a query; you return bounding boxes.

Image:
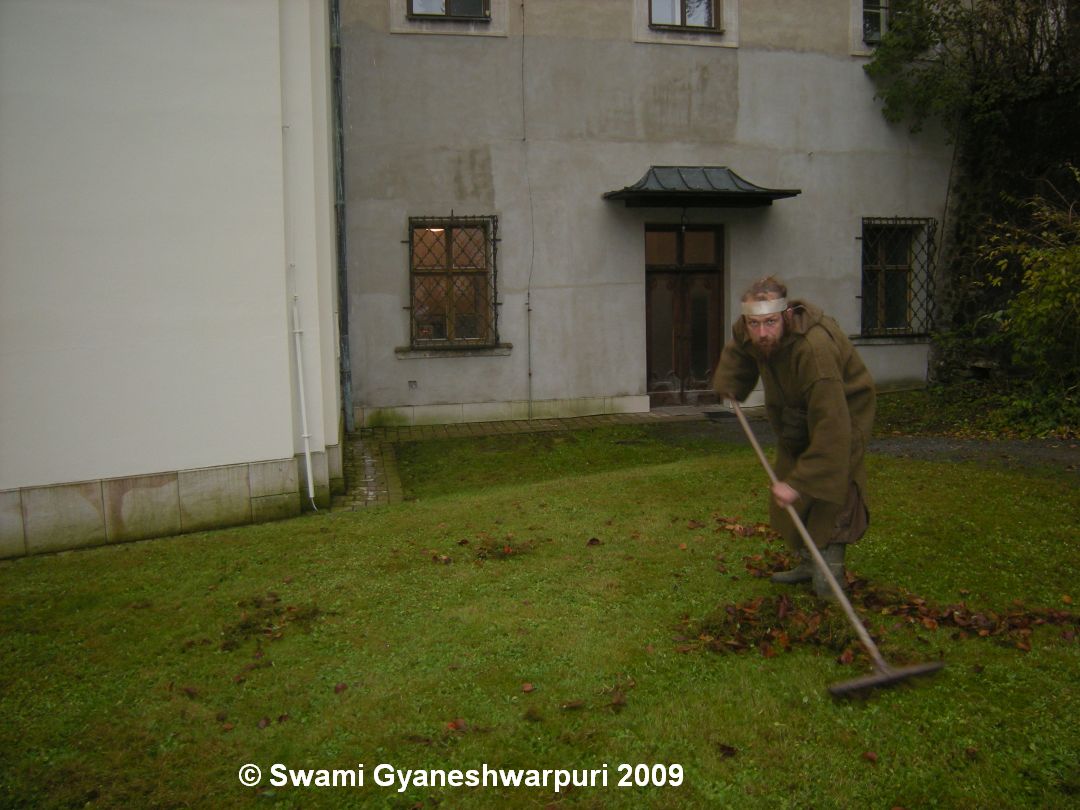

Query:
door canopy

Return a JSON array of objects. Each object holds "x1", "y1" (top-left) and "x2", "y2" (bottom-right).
[{"x1": 603, "y1": 166, "x2": 801, "y2": 208}]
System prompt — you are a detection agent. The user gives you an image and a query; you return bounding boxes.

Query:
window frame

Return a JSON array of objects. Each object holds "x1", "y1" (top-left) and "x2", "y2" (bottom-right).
[
  {"x1": 862, "y1": 0, "x2": 906, "y2": 46},
  {"x1": 859, "y1": 217, "x2": 936, "y2": 338},
  {"x1": 644, "y1": 224, "x2": 724, "y2": 271},
  {"x1": 407, "y1": 214, "x2": 499, "y2": 350},
  {"x1": 648, "y1": 0, "x2": 723, "y2": 34},
  {"x1": 406, "y1": 0, "x2": 491, "y2": 22},
  {"x1": 644, "y1": 224, "x2": 725, "y2": 398}
]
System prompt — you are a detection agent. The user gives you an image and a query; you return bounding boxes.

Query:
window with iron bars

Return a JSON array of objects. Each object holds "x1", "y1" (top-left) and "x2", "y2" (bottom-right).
[
  {"x1": 650, "y1": 0, "x2": 721, "y2": 32},
  {"x1": 409, "y1": 215, "x2": 498, "y2": 348},
  {"x1": 862, "y1": 0, "x2": 908, "y2": 45},
  {"x1": 860, "y1": 217, "x2": 936, "y2": 337},
  {"x1": 408, "y1": 0, "x2": 490, "y2": 20}
]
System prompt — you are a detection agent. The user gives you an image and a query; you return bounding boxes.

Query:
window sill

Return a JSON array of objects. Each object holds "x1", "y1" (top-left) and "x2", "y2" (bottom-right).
[
  {"x1": 406, "y1": 15, "x2": 491, "y2": 23},
  {"x1": 648, "y1": 25, "x2": 725, "y2": 35},
  {"x1": 850, "y1": 334, "x2": 930, "y2": 346},
  {"x1": 396, "y1": 343, "x2": 513, "y2": 359}
]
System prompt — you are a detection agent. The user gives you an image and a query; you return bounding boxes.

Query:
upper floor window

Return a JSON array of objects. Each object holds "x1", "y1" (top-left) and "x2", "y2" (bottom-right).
[
  {"x1": 862, "y1": 0, "x2": 907, "y2": 45},
  {"x1": 409, "y1": 215, "x2": 498, "y2": 348},
  {"x1": 650, "y1": 0, "x2": 721, "y2": 33},
  {"x1": 860, "y1": 217, "x2": 936, "y2": 337},
  {"x1": 408, "y1": 0, "x2": 490, "y2": 21}
]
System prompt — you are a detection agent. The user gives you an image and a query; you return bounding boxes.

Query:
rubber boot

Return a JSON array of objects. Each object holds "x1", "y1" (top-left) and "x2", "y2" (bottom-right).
[
  {"x1": 771, "y1": 550, "x2": 813, "y2": 584},
  {"x1": 813, "y1": 544, "x2": 846, "y2": 598}
]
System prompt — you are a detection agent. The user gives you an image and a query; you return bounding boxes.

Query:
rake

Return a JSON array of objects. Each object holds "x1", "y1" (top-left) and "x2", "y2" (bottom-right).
[{"x1": 728, "y1": 399, "x2": 944, "y2": 697}]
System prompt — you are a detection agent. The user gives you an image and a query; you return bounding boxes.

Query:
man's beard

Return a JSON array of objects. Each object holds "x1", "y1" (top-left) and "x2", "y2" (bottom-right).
[{"x1": 753, "y1": 336, "x2": 779, "y2": 357}]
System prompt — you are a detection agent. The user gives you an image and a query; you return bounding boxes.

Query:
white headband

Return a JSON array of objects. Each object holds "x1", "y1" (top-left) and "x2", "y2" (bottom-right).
[{"x1": 741, "y1": 297, "x2": 788, "y2": 316}]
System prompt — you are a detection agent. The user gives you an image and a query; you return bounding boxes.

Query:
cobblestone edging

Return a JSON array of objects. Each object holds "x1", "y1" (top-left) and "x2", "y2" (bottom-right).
[{"x1": 330, "y1": 409, "x2": 715, "y2": 511}]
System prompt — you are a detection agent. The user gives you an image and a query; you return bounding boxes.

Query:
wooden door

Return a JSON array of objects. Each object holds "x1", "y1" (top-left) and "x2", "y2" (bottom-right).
[{"x1": 645, "y1": 226, "x2": 723, "y2": 406}]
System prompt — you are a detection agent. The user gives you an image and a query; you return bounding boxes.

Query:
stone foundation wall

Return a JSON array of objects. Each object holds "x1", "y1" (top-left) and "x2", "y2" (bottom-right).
[{"x1": 0, "y1": 448, "x2": 341, "y2": 560}]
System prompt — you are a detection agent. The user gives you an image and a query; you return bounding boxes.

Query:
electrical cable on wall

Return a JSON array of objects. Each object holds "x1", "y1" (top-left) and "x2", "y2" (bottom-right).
[
  {"x1": 281, "y1": 71, "x2": 317, "y2": 511},
  {"x1": 521, "y1": 0, "x2": 537, "y2": 419},
  {"x1": 292, "y1": 294, "x2": 318, "y2": 511}
]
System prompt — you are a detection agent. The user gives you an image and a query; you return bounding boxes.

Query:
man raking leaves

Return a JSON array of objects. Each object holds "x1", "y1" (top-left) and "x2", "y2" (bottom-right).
[
  {"x1": 713, "y1": 277, "x2": 942, "y2": 695},
  {"x1": 712, "y1": 277, "x2": 875, "y2": 595}
]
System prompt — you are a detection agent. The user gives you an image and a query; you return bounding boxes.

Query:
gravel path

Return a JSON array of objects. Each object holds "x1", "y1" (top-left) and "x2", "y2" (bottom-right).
[
  {"x1": 867, "y1": 435, "x2": 1078, "y2": 474},
  {"x1": 668, "y1": 414, "x2": 1080, "y2": 477}
]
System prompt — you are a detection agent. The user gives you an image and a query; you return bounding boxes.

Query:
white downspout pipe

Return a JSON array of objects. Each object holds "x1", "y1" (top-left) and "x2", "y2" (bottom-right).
[{"x1": 292, "y1": 294, "x2": 317, "y2": 510}]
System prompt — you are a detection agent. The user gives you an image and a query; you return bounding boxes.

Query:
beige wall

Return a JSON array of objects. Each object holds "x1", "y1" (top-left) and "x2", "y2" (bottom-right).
[
  {"x1": 341, "y1": 0, "x2": 952, "y2": 424},
  {"x1": 0, "y1": 0, "x2": 341, "y2": 555}
]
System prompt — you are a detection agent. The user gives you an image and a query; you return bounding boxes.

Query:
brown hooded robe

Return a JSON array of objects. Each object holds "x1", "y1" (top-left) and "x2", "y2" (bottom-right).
[{"x1": 712, "y1": 301, "x2": 876, "y2": 550}]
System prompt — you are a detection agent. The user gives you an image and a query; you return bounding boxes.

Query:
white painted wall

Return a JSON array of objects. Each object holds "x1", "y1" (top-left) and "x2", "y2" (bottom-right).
[{"x1": 0, "y1": 0, "x2": 339, "y2": 492}]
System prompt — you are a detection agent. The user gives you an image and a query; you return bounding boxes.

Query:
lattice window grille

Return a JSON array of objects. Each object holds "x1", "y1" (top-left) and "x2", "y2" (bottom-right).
[
  {"x1": 860, "y1": 217, "x2": 936, "y2": 337},
  {"x1": 408, "y1": 214, "x2": 498, "y2": 347}
]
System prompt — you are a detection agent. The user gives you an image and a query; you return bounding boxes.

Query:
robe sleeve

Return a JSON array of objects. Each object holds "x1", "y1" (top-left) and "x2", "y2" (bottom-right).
[
  {"x1": 783, "y1": 362, "x2": 852, "y2": 505},
  {"x1": 712, "y1": 336, "x2": 759, "y2": 402}
]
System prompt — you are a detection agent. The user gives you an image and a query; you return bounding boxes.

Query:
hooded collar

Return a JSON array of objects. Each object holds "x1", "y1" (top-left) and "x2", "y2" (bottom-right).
[{"x1": 734, "y1": 299, "x2": 824, "y2": 358}]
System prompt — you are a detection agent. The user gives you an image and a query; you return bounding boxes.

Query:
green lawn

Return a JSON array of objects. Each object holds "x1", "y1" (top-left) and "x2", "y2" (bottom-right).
[{"x1": 2, "y1": 425, "x2": 1077, "y2": 808}]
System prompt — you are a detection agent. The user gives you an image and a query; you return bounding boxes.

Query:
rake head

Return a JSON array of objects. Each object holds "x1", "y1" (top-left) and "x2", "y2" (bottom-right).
[{"x1": 828, "y1": 661, "x2": 945, "y2": 698}]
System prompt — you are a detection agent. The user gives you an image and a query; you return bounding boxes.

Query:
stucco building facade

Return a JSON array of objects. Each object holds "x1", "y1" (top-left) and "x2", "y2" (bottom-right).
[{"x1": 341, "y1": 0, "x2": 951, "y2": 425}]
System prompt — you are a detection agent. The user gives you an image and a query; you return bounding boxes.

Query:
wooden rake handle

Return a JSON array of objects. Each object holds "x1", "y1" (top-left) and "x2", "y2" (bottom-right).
[{"x1": 727, "y1": 398, "x2": 890, "y2": 673}]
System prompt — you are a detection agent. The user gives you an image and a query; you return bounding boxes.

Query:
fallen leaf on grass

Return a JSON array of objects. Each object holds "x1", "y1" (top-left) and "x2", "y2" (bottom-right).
[
  {"x1": 522, "y1": 683, "x2": 535, "y2": 693},
  {"x1": 561, "y1": 700, "x2": 586, "y2": 711},
  {"x1": 258, "y1": 717, "x2": 271, "y2": 729},
  {"x1": 334, "y1": 682, "x2": 348, "y2": 694},
  {"x1": 446, "y1": 718, "x2": 468, "y2": 731},
  {"x1": 714, "y1": 743, "x2": 738, "y2": 758},
  {"x1": 777, "y1": 594, "x2": 792, "y2": 620},
  {"x1": 743, "y1": 550, "x2": 797, "y2": 578},
  {"x1": 714, "y1": 515, "x2": 777, "y2": 539},
  {"x1": 862, "y1": 751, "x2": 879, "y2": 764},
  {"x1": 587, "y1": 537, "x2": 601, "y2": 546},
  {"x1": 681, "y1": 578, "x2": 1079, "y2": 665}
]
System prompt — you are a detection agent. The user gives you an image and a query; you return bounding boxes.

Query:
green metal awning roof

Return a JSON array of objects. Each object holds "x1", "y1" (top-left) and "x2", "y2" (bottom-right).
[{"x1": 603, "y1": 166, "x2": 801, "y2": 208}]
